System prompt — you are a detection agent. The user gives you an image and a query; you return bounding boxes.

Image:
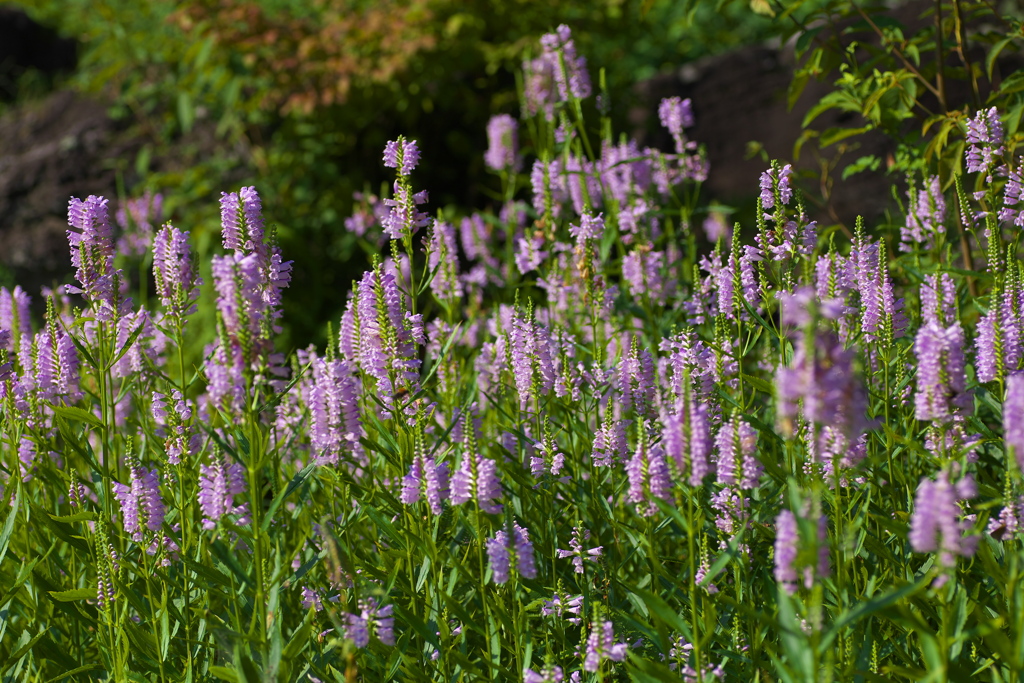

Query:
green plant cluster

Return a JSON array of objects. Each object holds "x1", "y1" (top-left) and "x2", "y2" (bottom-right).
[
  {"x1": 4, "y1": 14, "x2": 1024, "y2": 683},
  {"x1": 12, "y1": 0, "x2": 790, "y2": 347}
]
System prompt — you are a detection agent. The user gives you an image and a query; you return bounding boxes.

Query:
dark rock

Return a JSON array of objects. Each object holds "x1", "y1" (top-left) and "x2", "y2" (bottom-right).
[{"x1": 0, "y1": 89, "x2": 144, "y2": 295}]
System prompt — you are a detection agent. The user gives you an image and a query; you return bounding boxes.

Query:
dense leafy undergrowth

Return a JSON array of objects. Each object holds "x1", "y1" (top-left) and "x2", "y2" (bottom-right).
[{"x1": 3, "y1": 24, "x2": 1024, "y2": 683}]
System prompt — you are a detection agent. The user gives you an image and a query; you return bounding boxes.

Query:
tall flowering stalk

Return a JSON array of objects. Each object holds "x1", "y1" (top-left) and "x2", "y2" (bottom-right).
[
  {"x1": 965, "y1": 107, "x2": 1004, "y2": 180},
  {"x1": 524, "y1": 24, "x2": 590, "y2": 120},
  {"x1": 67, "y1": 195, "x2": 127, "y2": 319},
  {"x1": 975, "y1": 275, "x2": 1022, "y2": 383},
  {"x1": 197, "y1": 450, "x2": 248, "y2": 530},
  {"x1": 382, "y1": 137, "x2": 430, "y2": 248},
  {"x1": 909, "y1": 471, "x2": 978, "y2": 577},
  {"x1": 113, "y1": 458, "x2": 166, "y2": 544},
  {"x1": 309, "y1": 355, "x2": 364, "y2": 466},
  {"x1": 900, "y1": 175, "x2": 946, "y2": 251},
  {"x1": 485, "y1": 114, "x2": 520, "y2": 173},
  {"x1": 1005, "y1": 373, "x2": 1024, "y2": 473},
  {"x1": 774, "y1": 505, "x2": 829, "y2": 595},
  {"x1": 582, "y1": 617, "x2": 628, "y2": 673},
  {"x1": 152, "y1": 223, "x2": 202, "y2": 323},
  {"x1": 354, "y1": 262, "x2": 423, "y2": 419},
  {"x1": 486, "y1": 523, "x2": 537, "y2": 584},
  {"x1": 914, "y1": 320, "x2": 971, "y2": 424},
  {"x1": 625, "y1": 426, "x2": 671, "y2": 517}
]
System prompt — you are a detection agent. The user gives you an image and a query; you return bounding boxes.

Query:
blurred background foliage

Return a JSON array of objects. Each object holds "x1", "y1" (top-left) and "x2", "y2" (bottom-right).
[
  {"x1": 8, "y1": 0, "x2": 1024, "y2": 348},
  {"x1": 12, "y1": 0, "x2": 785, "y2": 347}
]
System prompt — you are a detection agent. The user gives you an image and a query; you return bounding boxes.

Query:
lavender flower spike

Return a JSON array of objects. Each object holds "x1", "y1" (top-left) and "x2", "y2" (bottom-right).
[
  {"x1": 112, "y1": 460, "x2": 166, "y2": 543},
  {"x1": 556, "y1": 524, "x2": 603, "y2": 573},
  {"x1": 153, "y1": 223, "x2": 202, "y2": 317},
  {"x1": 383, "y1": 137, "x2": 421, "y2": 176},
  {"x1": 67, "y1": 195, "x2": 123, "y2": 315},
  {"x1": 774, "y1": 510, "x2": 799, "y2": 594},
  {"x1": 583, "y1": 620, "x2": 628, "y2": 672},
  {"x1": 486, "y1": 529, "x2": 512, "y2": 584},
  {"x1": 485, "y1": 523, "x2": 537, "y2": 584},
  {"x1": 1005, "y1": 373, "x2": 1024, "y2": 473},
  {"x1": 965, "y1": 107, "x2": 1004, "y2": 176},
  {"x1": 485, "y1": 114, "x2": 520, "y2": 172},
  {"x1": 909, "y1": 471, "x2": 978, "y2": 570},
  {"x1": 198, "y1": 451, "x2": 248, "y2": 530}
]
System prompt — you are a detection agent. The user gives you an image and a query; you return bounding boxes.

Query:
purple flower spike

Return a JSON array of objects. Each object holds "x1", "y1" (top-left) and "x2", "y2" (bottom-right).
[
  {"x1": 0, "y1": 286, "x2": 32, "y2": 346},
  {"x1": 524, "y1": 665, "x2": 564, "y2": 683},
  {"x1": 976, "y1": 282, "x2": 1021, "y2": 384},
  {"x1": 486, "y1": 523, "x2": 536, "y2": 584},
  {"x1": 759, "y1": 163, "x2": 793, "y2": 212},
  {"x1": 658, "y1": 96, "x2": 695, "y2": 154},
  {"x1": 568, "y1": 211, "x2": 604, "y2": 244},
  {"x1": 556, "y1": 524, "x2": 603, "y2": 573},
  {"x1": 714, "y1": 418, "x2": 761, "y2": 489},
  {"x1": 67, "y1": 195, "x2": 125, "y2": 316},
  {"x1": 626, "y1": 440, "x2": 671, "y2": 517},
  {"x1": 915, "y1": 321, "x2": 971, "y2": 423},
  {"x1": 485, "y1": 114, "x2": 520, "y2": 172},
  {"x1": 774, "y1": 510, "x2": 799, "y2": 594},
  {"x1": 153, "y1": 224, "x2": 202, "y2": 318},
  {"x1": 583, "y1": 620, "x2": 628, "y2": 672},
  {"x1": 451, "y1": 452, "x2": 503, "y2": 514},
  {"x1": 540, "y1": 25, "x2": 591, "y2": 102},
  {"x1": 965, "y1": 107, "x2": 1004, "y2": 176},
  {"x1": 383, "y1": 138, "x2": 421, "y2": 176},
  {"x1": 486, "y1": 530, "x2": 512, "y2": 584},
  {"x1": 1005, "y1": 373, "x2": 1024, "y2": 473},
  {"x1": 198, "y1": 451, "x2": 248, "y2": 530},
  {"x1": 658, "y1": 96, "x2": 694, "y2": 139},
  {"x1": 310, "y1": 357, "x2": 364, "y2": 465},
  {"x1": 900, "y1": 175, "x2": 946, "y2": 252},
  {"x1": 662, "y1": 393, "x2": 712, "y2": 487},
  {"x1": 909, "y1": 471, "x2": 978, "y2": 569},
  {"x1": 113, "y1": 462, "x2": 166, "y2": 543}
]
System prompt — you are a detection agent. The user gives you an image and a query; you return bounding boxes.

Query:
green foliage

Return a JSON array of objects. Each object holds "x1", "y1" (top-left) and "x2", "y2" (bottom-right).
[
  {"x1": 13, "y1": 0, "x2": 787, "y2": 347},
  {"x1": 3, "y1": 15, "x2": 1024, "y2": 679},
  {"x1": 778, "y1": 0, "x2": 1024, "y2": 178}
]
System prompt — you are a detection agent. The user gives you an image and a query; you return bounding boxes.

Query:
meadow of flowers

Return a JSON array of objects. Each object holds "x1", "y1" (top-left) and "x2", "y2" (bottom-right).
[{"x1": 3, "y1": 24, "x2": 1024, "y2": 683}]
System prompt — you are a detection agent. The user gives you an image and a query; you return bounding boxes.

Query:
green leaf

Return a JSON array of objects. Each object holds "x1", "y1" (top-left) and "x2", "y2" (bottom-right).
[
  {"x1": 776, "y1": 589, "x2": 814, "y2": 680},
  {"x1": 108, "y1": 318, "x2": 146, "y2": 370},
  {"x1": 363, "y1": 506, "x2": 406, "y2": 552},
  {"x1": 261, "y1": 463, "x2": 316, "y2": 533},
  {"x1": 819, "y1": 575, "x2": 929, "y2": 652},
  {"x1": 177, "y1": 91, "x2": 195, "y2": 133},
  {"x1": 0, "y1": 555, "x2": 43, "y2": 610},
  {"x1": 997, "y1": 71, "x2": 1024, "y2": 97},
  {"x1": 803, "y1": 90, "x2": 860, "y2": 128},
  {"x1": 48, "y1": 511, "x2": 96, "y2": 523},
  {"x1": 44, "y1": 664, "x2": 101, "y2": 683},
  {"x1": 794, "y1": 27, "x2": 823, "y2": 57},
  {"x1": 1, "y1": 629, "x2": 47, "y2": 675},
  {"x1": 48, "y1": 587, "x2": 97, "y2": 602},
  {"x1": 741, "y1": 372, "x2": 775, "y2": 396},
  {"x1": 819, "y1": 125, "x2": 873, "y2": 148},
  {"x1": 632, "y1": 587, "x2": 691, "y2": 638},
  {"x1": 842, "y1": 155, "x2": 881, "y2": 180},
  {"x1": 283, "y1": 617, "x2": 313, "y2": 661},
  {"x1": 627, "y1": 650, "x2": 685, "y2": 681},
  {"x1": 209, "y1": 666, "x2": 240, "y2": 683},
  {"x1": 50, "y1": 405, "x2": 103, "y2": 428},
  {"x1": 700, "y1": 530, "x2": 744, "y2": 587},
  {"x1": 0, "y1": 486, "x2": 19, "y2": 567}
]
